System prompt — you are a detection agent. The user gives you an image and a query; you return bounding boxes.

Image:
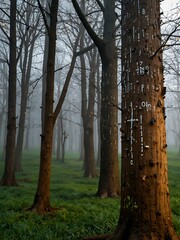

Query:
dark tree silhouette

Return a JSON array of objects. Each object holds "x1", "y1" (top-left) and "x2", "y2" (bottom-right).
[{"x1": 1, "y1": 0, "x2": 17, "y2": 186}]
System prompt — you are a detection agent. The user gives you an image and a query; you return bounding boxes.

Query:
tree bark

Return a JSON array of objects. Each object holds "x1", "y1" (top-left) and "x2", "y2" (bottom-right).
[
  {"x1": 31, "y1": 0, "x2": 80, "y2": 212},
  {"x1": 31, "y1": 0, "x2": 59, "y2": 212},
  {"x1": 109, "y1": 0, "x2": 179, "y2": 239},
  {"x1": 56, "y1": 110, "x2": 62, "y2": 161},
  {"x1": 96, "y1": 0, "x2": 120, "y2": 197},
  {"x1": 72, "y1": 0, "x2": 120, "y2": 197},
  {"x1": 83, "y1": 48, "x2": 97, "y2": 178},
  {"x1": 1, "y1": 0, "x2": 17, "y2": 186},
  {"x1": 96, "y1": 55, "x2": 101, "y2": 168}
]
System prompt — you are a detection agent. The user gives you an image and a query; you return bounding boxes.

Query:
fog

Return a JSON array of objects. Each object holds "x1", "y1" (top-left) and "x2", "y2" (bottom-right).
[{"x1": 0, "y1": 0, "x2": 179, "y2": 158}]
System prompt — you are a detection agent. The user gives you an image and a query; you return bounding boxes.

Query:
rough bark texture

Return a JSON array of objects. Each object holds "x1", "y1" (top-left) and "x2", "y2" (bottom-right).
[
  {"x1": 108, "y1": 0, "x2": 179, "y2": 239},
  {"x1": 1, "y1": 0, "x2": 17, "y2": 186},
  {"x1": 81, "y1": 0, "x2": 180, "y2": 238}
]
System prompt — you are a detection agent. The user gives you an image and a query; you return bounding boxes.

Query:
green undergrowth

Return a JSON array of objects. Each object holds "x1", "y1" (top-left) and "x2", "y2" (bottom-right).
[
  {"x1": 0, "y1": 149, "x2": 179, "y2": 239},
  {"x1": 167, "y1": 151, "x2": 180, "y2": 235}
]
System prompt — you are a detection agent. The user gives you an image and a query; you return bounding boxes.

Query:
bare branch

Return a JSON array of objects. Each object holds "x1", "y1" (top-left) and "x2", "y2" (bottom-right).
[
  {"x1": 95, "y1": 0, "x2": 105, "y2": 13},
  {"x1": 37, "y1": 0, "x2": 50, "y2": 34},
  {"x1": 71, "y1": 0, "x2": 103, "y2": 49},
  {"x1": 149, "y1": 26, "x2": 179, "y2": 58}
]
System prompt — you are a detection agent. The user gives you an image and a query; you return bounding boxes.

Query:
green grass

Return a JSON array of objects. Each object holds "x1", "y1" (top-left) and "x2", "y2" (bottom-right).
[
  {"x1": 168, "y1": 151, "x2": 180, "y2": 235},
  {"x1": 0, "y1": 150, "x2": 179, "y2": 239}
]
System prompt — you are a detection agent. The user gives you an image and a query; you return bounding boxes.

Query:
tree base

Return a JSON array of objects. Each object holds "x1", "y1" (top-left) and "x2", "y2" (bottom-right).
[
  {"x1": 29, "y1": 205, "x2": 53, "y2": 214},
  {"x1": 107, "y1": 222, "x2": 180, "y2": 240},
  {"x1": 29, "y1": 203, "x2": 61, "y2": 214},
  {"x1": 29, "y1": 193, "x2": 57, "y2": 214},
  {"x1": 0, "y1": 176, "x2": 18, "y2": 186},
  {"x1": 82, "y1": 222, "x2": 180, "y2": 240},
  {"x1": 96, "y1": 191, "x2": 119, "y2": 198},
  {"x1": 82, "y1": 234, "x2": 111, "y2": 240}
]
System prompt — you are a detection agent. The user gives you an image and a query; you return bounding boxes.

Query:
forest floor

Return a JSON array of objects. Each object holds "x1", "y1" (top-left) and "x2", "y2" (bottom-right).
[{"x1": 0, "y1": 149, "x2": 179, "y2": 240}]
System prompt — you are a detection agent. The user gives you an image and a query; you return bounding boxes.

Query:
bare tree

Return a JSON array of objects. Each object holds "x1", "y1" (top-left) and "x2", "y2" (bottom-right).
[
  {"x1": 15, "y1": 1, "x2": 41, "y2": 171},
  {"x1": 72, "y1": 0, "x2": 120, "y2": 197},
  {"x1": 164, "y1": 46, "x2": 180, "y2": 154},
  {"x1": 30, "y1": 0, "x2": 81, "y2": 212}
]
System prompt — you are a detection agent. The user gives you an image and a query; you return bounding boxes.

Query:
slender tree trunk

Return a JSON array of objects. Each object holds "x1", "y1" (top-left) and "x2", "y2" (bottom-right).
[
  {"x1": 1, "y1": 0, "x2": 17, "y2": 186},
  {"x1": 31, "y1": 0, "x2": 80, "y2": 212},
  {"x1": 96, "y1": 55, "x2": 101, "y2": 168},
  {"x1": 56, "y1": 113, "x2": 61, "y2": 161},
  {"x1": 83, "y1": 49, "x2": 97, "y2": 178},
  {"x1": 15, "y1": 34, "x2": 36, "y2": 171},
  {"x1": 24, "y1": 108, "x2": 31, "y2": 150},
  {"x1": 61, "y1": 129, "x2": 67, "y2": 163},
  {"x1": 0, "y1": 108, "x2": 5, "y2": 146},
  {"x1": 109, "y1": 0, "x2": 179, "y2": 239},
  {"x1": 78, "y1": 124, "x2": 84, "y2": 161},
  {"x1": 1, "y1": 110, "x2": 7, "y2": 161},
  {"x1": 41, "y1": 0, "x2": 51, "y2": 131},
  {"x1": 79, "y1": 13, "x2": 87, "y2": 165},
  {"x1": 60, "y1": 117, "x2": 64, "y2": 163},
  {"x1": 31, "y1": 0, "x2": 59, "y2": 212}
]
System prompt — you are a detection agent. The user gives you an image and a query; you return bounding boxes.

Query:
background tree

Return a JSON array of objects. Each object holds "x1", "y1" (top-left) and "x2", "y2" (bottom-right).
[
  {"x1": 164, "y1": 46, "x2": 180, "y2": 155},
  {"x1": 82, "y1": 47, "x2": 97, "y2": 177},
  {"x1": 0, "y1": 62, "x2": 8, "y2": 152},
  {"x1": 72, "y1": 0, "x2": 120, "y2": 197},
  {"x1": 78, "y1": 4, "x2": 97, "y2": 177},
  {"x1": 15, "y1": 1, "x2": 41, "y2": 171}
]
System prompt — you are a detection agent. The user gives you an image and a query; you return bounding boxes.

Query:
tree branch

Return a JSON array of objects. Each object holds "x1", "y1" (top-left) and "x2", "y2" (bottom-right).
[
  {"x1": 37, "y1": 0, "x2": 50, "y2": 34},
  {"x1": 53, "y1": 33, "x2": 81, "y2": 120},
  {"x1": 76, "y1": 43, "x2": 95, "y2": 56},
  {"x1": 95, "y1": 0, "x2": 105, "y2": 13},
  {"x1": 149, "y1": 26, "x2": 179, "y2": 58},
  {"x1": 71, "y1": 0, "x2": 103, "y2": 49}
]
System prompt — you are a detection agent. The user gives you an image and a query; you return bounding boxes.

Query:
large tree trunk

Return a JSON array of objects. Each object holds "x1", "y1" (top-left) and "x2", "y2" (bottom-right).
[
  {"x1": 109, "y1": 0, "x2": 179, "y2": 239},
  {"x1": 96, "y1": 0, "x2": 120, "y2": 197},
  {"x1": 1, "y1": 0, "x2": 17, "y2": 186},
  {"x1": 71, "y1": 0, "x2": 120, "y2": 196}
]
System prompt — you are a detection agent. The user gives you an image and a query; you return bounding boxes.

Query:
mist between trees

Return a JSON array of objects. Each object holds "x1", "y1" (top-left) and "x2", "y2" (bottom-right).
[{"x1": 0, "y1": 0, "x2": 180, "y2": 239}]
